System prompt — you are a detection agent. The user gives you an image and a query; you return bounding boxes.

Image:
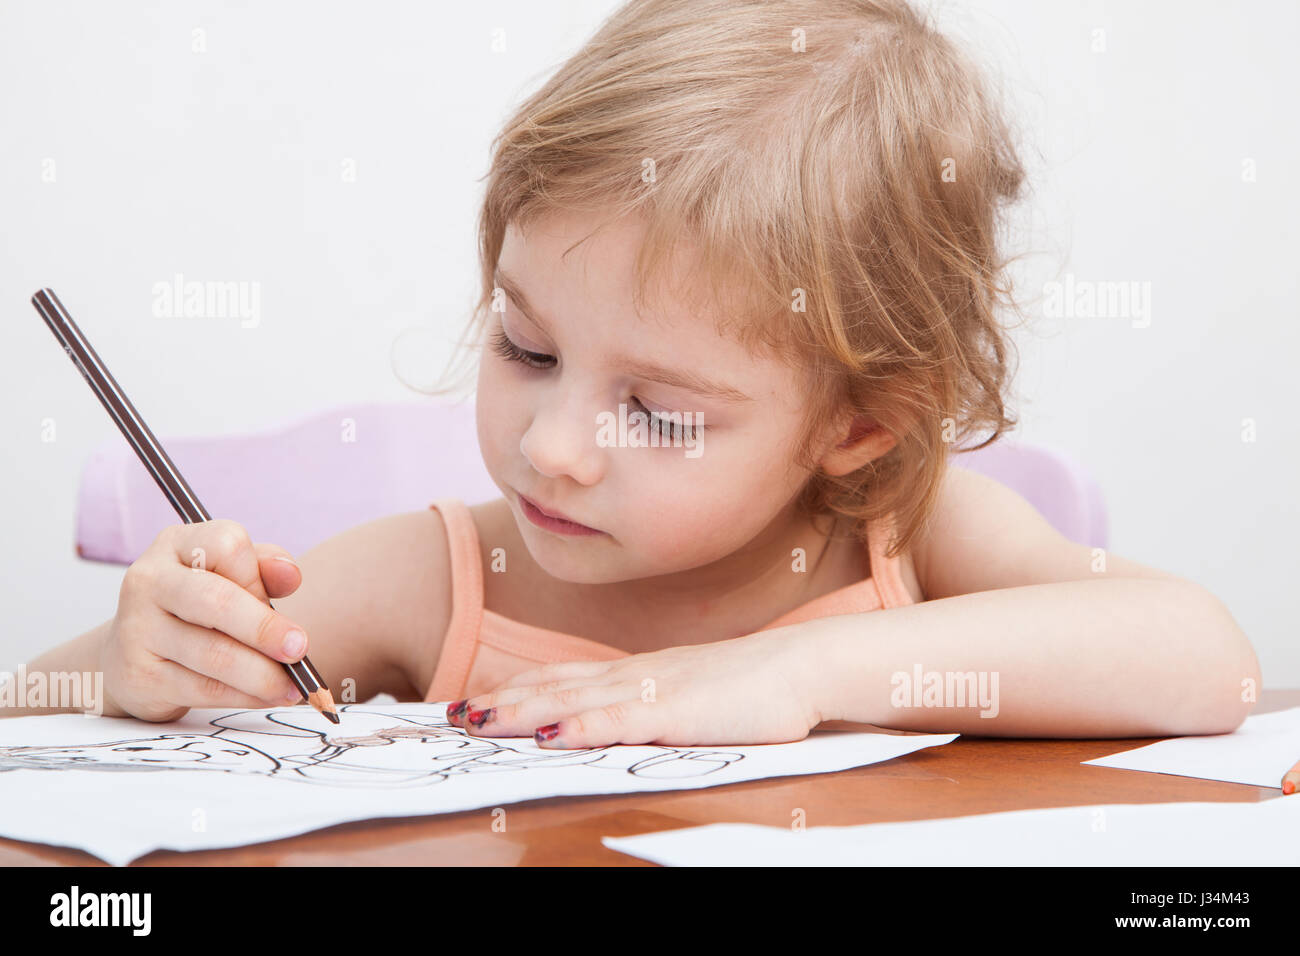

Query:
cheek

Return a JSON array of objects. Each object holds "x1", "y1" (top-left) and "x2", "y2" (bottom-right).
[
  {"x1": 616, "y1": 439, "x2": 805, "y2": 561},
  {"x1": 475, "y1": 362, "x2": 523, "y2": 463}
]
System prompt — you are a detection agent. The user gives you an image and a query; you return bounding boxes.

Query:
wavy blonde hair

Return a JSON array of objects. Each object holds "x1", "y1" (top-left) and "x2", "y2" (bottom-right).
[{"x1": 428, "y1": 0, "x2": 1028, "y2": 558}]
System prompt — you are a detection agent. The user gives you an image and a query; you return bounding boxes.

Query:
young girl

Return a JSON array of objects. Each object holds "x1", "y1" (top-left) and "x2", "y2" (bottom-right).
[{"x1": 10, "y1": 0, "x2": 1260, "y2": 747}]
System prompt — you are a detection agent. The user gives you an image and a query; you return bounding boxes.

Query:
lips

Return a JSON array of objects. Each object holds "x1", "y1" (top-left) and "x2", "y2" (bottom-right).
[
  {"x1": 522, "y1": 496, "x2": 590, "y2": 528},
  {"x1": 514, "y1": 489, "x2": 600, "y2": 535}
]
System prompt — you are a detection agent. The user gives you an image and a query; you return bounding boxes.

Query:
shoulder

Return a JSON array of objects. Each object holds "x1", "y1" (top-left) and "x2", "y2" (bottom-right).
[
  {"x1": 909, "y1": 463, "x2": 1060, "y2": 600},
  {"x1": 398, "y1": 498, "x2": 530, "y2": 698},
  {"x1": 341, "y1": 507, "x2": 456, "y2": 702},
  {"x1": 910, "y1": 460, "x2": 1181, "y2": 601},
  {"x1": 265, "y1": 507, "x2": 455, "y2": 705}
]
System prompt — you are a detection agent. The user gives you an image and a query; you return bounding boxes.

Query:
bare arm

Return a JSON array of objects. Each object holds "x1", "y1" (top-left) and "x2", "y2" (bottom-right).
[
  {"x1": 802, "y1": 465, "x2": 1261, "y2": 737},
  {"x1": 3, "y1": 622, "x2": 118, "y2": 718},
  {"x1": 2, "y1": 509, "x2": 453, "y2": 719}
]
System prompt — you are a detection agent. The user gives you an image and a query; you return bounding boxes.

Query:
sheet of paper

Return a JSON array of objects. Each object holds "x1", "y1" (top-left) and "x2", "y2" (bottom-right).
[
  {"x1": 0, "y1": 702, "x2": 957, "y2": 865},
  {"x1": 603, "y1": 795, "x2": 1300, "y2": 866},
  {"x1": 1082, "y1": 706, "x2": 1300, "y2": 788}
]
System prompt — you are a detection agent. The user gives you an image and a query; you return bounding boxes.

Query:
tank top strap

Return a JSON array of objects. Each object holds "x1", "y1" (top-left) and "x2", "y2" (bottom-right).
[
  {"x1": 425, "y1": 498, "x2": 486, "y2": 702},
  {"x1": 865, "y1": 512, "x2": 914, "y2": 609}
]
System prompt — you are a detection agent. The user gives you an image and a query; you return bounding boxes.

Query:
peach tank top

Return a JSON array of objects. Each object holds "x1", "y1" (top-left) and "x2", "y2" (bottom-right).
[{"x1": 423, "y1": 497, "x2": 916, "y2": 702}]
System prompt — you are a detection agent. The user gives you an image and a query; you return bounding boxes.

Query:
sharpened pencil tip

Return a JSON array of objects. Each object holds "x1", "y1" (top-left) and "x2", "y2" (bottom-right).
[{"x1": 307, "y1": 687, "x2": 340, "y2": 723}]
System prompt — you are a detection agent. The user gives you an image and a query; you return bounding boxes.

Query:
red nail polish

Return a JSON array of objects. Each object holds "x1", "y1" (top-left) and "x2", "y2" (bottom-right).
[
  {"x1": 535, "y1": 723, "x2": 560, "y2": 743},
  {"x1": 447, "y1": 699, "x2": 468, "y2": 720},
  {"x1": 468, "y1": 707, "x2": 494, "y2": 727},
  {"x1": 1284, "y1": 779, "x2": 1295, "y2": 795}
]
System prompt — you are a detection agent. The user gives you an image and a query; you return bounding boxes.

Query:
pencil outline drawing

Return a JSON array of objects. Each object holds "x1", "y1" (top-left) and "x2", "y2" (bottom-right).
[{"x1": 0, "y1": 704, "x2": 746, "y2": 787}]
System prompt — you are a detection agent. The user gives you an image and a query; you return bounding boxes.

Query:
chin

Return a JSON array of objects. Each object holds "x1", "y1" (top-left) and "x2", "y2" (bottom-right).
[{"x1": 510, "y1": 520, "x2": 614, "y2": 582}]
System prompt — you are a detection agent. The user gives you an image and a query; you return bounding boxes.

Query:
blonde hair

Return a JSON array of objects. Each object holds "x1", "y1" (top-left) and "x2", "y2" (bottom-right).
[{"x1": 430, "y1": 0, "x2": 1027, "y2": 558}]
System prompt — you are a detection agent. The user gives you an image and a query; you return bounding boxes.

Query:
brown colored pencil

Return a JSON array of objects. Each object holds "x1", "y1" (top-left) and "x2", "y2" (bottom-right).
[{"x1": 31, "y1": 288, "x2": 339, "y2": 724}]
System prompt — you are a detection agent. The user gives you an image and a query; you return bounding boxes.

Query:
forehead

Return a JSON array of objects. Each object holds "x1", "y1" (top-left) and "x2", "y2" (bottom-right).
[
  {"x1": 498, "y1": 213, "x2": 692, "y2": 328},
  {"x1": 497, "y1": 214, "x2": 801, "y2": 383}
]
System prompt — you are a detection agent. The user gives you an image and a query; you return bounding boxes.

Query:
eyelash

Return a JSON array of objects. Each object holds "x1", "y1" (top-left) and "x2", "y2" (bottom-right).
[{"x1": 489, "y1": 327, "x2": 702, "y2": 442}]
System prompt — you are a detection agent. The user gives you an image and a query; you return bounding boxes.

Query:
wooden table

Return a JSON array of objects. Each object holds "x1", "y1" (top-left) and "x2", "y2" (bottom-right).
[{"x1": 2, "y1": 690, "x2": 1293, "y2": 866}]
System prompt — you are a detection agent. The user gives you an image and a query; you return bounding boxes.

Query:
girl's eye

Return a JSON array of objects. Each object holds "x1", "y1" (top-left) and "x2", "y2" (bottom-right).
[
  {"x1": 491, "y1": 327, "x2": 555, "y2": 369},
  {"x1": 491, "y1": 326, "x2": 703, "y2": 443},
  {"x1": 632, "y1": 399, "x2": 701, "y2": 443}
]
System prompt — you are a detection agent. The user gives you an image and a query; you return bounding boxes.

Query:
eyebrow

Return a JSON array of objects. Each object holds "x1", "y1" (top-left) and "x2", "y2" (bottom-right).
[{"x1": 493, "y1": 268, "x2": 754, "y2": 404}]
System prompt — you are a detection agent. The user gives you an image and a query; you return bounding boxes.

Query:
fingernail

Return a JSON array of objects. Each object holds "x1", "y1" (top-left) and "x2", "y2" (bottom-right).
[
  {"x1": 446, "y1": 699, "x2": 468, "y2": 720},
  {"x1": 1284, "y1": 779, "x2": 1295, "y2": 795},
  {"x1": 467, "y1": 707, "x2": 495, "y2": 727},
  {"x1": 283, "y1": 688, "x2": 302, "y2": 704},
  {"x1": 282, "y1": 629, "x2": 307, "y2": 659},
  {"x1": 272, "y1": 555, "x2": 300, "y2": 570},
  {"x1": 535, "y1": 723, "x2": 560, "y2": 743}
]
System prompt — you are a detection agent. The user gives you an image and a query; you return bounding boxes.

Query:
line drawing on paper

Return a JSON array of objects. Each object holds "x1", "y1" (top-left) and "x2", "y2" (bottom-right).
[{"x1": 0, "y1": 704, "x2": 746, "y2": 787}]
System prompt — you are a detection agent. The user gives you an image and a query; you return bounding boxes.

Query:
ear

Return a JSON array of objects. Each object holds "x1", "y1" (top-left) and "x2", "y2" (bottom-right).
[{"x1": 817, "y1": 414, "x2": 896, "y2": 478}]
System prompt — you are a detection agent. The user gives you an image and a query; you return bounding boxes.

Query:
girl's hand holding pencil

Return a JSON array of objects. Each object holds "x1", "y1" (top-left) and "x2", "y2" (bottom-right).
[
  {"x1": 99, "y1": 521, "x2": 310, "y2": 723},
  {"x1": 30, "y1": 288, "x2": 339, "y2": 724}
]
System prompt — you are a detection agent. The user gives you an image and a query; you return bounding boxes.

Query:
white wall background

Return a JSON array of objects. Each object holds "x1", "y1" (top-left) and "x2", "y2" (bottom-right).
[{"x1": 2, "y1": 1, "x2": 1296, "y2": 683}]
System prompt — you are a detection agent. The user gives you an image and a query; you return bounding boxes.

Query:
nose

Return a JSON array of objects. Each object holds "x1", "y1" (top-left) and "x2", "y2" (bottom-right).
[{"x1": 519, "y1": 393, "x2": 606, "y2": 486}]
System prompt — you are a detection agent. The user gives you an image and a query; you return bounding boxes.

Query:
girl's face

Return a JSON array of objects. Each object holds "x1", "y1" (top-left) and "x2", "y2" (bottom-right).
[{"x1": 476, "y1": 211, "x2": 834, "y2": 585}]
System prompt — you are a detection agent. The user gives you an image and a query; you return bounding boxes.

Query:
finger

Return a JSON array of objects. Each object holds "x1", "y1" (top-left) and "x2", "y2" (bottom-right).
[
  {"x1": 168, "y1": 519, "x2": 269, "y2": 602},
  {"x1": 151, "y1": 656, "x2": 301, "y2": 710},
  {"x1": 532, "y1": 698, "x2": 667, "y2": 749},
  {"x1": 150, "y1": 561, "x2": 308, "y2": 664},
  {"x1": 447, "y1": 674, "x2": 620, "y2": 727},
  {"x1": 253, "y1": 542, "x2": 302, "y2": 599},
  {"x1": 152, "y1": 613, "x2": 302, "y2": 706},
  {"x1": 459, "y1": 681, "x2": 640, "y2": 737}
]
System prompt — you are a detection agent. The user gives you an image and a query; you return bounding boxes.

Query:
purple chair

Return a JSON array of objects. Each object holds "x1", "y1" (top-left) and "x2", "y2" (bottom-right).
[
  {"x1": 74, "y1": 401, "x2": 497, "y2": 564},
  {"x1": 74, "y1": 401, "x2": 1106, "y2": 565}
]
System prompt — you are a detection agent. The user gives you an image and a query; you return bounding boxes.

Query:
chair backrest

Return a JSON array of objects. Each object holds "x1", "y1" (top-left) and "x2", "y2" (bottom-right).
[
  {"x1": 75, "y1": 401, "x2": 497, "y2": 564},
  {"x1": 75, "y1": 400, "x2": 1106, "y2": 565}
]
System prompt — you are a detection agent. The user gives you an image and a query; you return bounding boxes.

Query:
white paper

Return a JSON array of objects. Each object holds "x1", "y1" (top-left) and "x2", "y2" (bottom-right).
[
  {"x1": 603, "y1": 795, "x2": 1300, "y2": 866},
  {"x1": 1082, "y1": 706, "x2": 1300, "y2": 788},
  {"x1": 0, "y1": 703, "x2": 957, "y2": 865}
]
